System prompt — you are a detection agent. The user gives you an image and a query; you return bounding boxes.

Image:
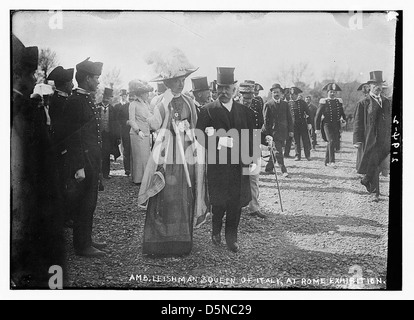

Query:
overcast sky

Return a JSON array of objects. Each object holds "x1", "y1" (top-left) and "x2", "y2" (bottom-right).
[{"x1": 12, "y1": 11, "x2": 397, "y2": 92}]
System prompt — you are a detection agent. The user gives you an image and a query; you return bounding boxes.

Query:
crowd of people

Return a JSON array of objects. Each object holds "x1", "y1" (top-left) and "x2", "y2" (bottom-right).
[{"x1": 11, "y1": 35, "x2": 392, "y2": 287}]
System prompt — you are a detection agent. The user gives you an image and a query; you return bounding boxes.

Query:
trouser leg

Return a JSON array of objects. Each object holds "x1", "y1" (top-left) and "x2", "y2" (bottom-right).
[
  {"x1": 225, "y1": 200, "x2": 242, "y2": 245},
  {"x1": 284, "y1": 136, "x2": 292, "y2": 157},
  {"x1": 249, "y1": 164, "x2": 260, "y2": 212},
  {"x1": 122, "y1": 131, "x2": 131, "y2": 172},
  {"x1": 324, "y1": 124, "x2": 336, "y2": 163},
  {"x1": 274, "y1": 140, "x2": 287, "y2": 172},
  {"x1": 212, "y1": 205, "x2": 226, "y2": 236},
  {"x1": 301, "y1": 125, "x2": 311, "y2": 158},
  {"x1": 294, "y1": 128, "x2": 302, "y2": 158}
]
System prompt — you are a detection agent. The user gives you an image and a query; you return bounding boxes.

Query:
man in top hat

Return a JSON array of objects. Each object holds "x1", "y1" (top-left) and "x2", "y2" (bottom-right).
[
  {"x1": 239, "y1": 81, "x2": 266, "y2": 219},
  {"x1": 305, "y1": 95, "x2": 318, "y2": 150},
  {"x1": 12, "y1": 35, "x2": 65, "y2": 287},
  {"x1": 47, "y1": 66, "x2": 75, "y2": 227},
  {"x1": 353, "y1": 71, "x2": 391, "y2": 202},
  {"x1": 263, "y1": 83, "x2": 293, "y2": 177},
  {"x1": 288, "y1": 87, "x2": 313, "y2": 161},
  {"x1": 114, "y1": 89, "x2": 131, "y2": 176},
  {"x1": 63, "y1": 57, "x2": 108, "y2": 258},
  {"x1": 210, "y1": 80, "x2": 218, "y2": 101},
  {"x1": 196, "y1": 67, "x2": 256, "y2": 253},
  {"x1": 191, "y1": 76, "x2": 212, "y2": 115},
  {"x1": 97, "y1": 87, "x2": 121, "y2": 179},
  {"x1": 315, "y1": 83, "x2": 346, "y2": 167}
]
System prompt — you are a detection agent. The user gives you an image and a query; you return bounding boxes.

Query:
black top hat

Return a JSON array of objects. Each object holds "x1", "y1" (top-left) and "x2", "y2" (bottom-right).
[
  {"x1": 367, "y1": 71, "x2": 385, "y2": 84},
  {"x1": 322, "y1": 83, "x2": 342, "y2": 91},
  {"x1": 76, "y1": 57, "x2": 103, "y2": 76},
  {"x1": 270, "y1": 83, "x2": 284, "y2": 92},
  {"x1": 103, "y1": 88, "x2": 113, "y2": 98},
  {"x1": 47, "y1": 66, "x2": 74, "y2": 83},
  {"x1": 289, "y1": 87, "x2": 303, "y2": 95},
  {"x1": 210, "y1": 80, "x2": 217, "y2": 92},
  {"x1": 119, "y1": 89, "x2": 128, "y2": 96},
  {"x1": 12, "y1": 34, "x2": 39, "y2": 73},
  {"x1": 255, "y1": 83, "x2": 264, "y2": 91},
  {"x1": 191, "y1": 76, "x2": 210, "y2": 92},
  {"x1": 216, "y1": 67, "x2": 237, "y2": 86}
]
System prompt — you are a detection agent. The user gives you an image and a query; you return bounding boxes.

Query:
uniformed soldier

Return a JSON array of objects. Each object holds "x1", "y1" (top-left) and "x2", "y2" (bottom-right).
[
  {"x1": 288, "y1": 87, "x2": 312, "y2": 161},
  {"x1": 97, "y1": 87, "x2": 120, "y2": 179},
  {"x1": 191, "y1": 76, "x2": 211, "y2": 115},
  {"x1": 63, "y1": 57, "x2": 107, "y2": 258},
  {"x1": 253, "y1": 83, "x2": 265, "y2": 108},
  {"x1": 239, "y1": 81, "x2": 266, "y2": 219},
  {"x1": 47, "y1": 66, "x2": 75, "y2": 227},
  {"x1": 305, "y1": 95, "x2": 318, "y2": 149},
  {"x1": 315, "y1": 83, "x2": 346, "y2": 167}
]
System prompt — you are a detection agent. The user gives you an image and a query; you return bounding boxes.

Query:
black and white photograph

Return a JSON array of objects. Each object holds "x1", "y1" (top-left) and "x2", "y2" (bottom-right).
[{"x1": 5, "y1": 2, "x2": 408, "y2": 299}]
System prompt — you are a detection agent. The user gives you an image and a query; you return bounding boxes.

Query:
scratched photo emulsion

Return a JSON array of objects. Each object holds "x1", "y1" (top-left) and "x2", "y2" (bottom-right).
[{"x1": 10, "y1": 10, "x2": 401, "y2": 290}]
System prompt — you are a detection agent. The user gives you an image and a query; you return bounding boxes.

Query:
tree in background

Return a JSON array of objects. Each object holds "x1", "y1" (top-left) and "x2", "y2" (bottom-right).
[{"x1": 36, "y1": 48, "x2": 58, "y2": 84}]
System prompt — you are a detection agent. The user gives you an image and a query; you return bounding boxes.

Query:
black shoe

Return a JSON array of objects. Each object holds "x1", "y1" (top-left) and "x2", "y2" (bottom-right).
[
  {"x1": 92, "y1": 241, "x2": 107, "y2": 250},
  {"x1": 361, "y1": 179, "x2": 376, "y2": 193},
  {"x1": 103, "y1": 175, "x2": 111, "y2": 180},
  {"x1": 125, "y1": 171, "x2": 130, "y2": 176},
  {"x1": 212, "y1": 234, "x2": 221, "y2": 246},
  {"x1": 265, "y1": 169, "x2": 274, "y2": 174},
  {"x1": 98, "y1": 182, "x2": 105, "y2": 191},
  {"x1": 75, "y1": 246, "x2": 106, "y2": 258},
  {"x1": 284, "y1": 155, "x2": 292, "y2": 158},
  {"x1": 294, "y1": 156, "x2": 301, "y2": 161},
  {"x1": 251, "y1": 211, "x2": 267, "y2": 218},
  {"x1": 306, "y1": 157, "x2": 311, "y2": 161},
  {"x1": 227, "y1": 242, "x2": 239, "y2": 253}
]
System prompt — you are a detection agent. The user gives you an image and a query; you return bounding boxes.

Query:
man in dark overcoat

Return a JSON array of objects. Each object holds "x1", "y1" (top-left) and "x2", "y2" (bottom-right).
[
  {"x1": 47, "y1": 66, "x2": 74, "y2": 227},
  {"x1": 114, "y1": 89, "x2": 131, "y2": 176},
  {"x1": 63, "y1": 58, "x2": 107, "y2": 257},
  {"x1": 196, "y1": 67, "x2": 256, "y2": 253},
  {"x1": 305, "y1": 95, "x2": 318, "y2": 149},
  {"x1": 353, "y1": 71, "x2": 391, "y2": 201},
  {"x1": 191, "y1": 76, "x2": 211, "y2": 115},
  {"x1": 263, "y1": 83, "x2": 293, "y2": 177},
  {"x1": 97, "y1": 87, "x2": 121, "y2": 179}
]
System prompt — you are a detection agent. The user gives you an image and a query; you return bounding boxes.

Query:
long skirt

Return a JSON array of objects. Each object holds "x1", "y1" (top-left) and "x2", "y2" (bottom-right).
[
  {"x1": 130, "y1": 134, "x2": 150, "y2": 184},
  {"x1": 142, "y1": 135, "x2": 196, "y2": 256}
]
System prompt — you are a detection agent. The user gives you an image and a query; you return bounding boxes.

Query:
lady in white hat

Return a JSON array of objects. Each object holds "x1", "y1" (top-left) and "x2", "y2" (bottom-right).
[{"x1": 127, "y1": 79, "x2": 154, "y2": 185}]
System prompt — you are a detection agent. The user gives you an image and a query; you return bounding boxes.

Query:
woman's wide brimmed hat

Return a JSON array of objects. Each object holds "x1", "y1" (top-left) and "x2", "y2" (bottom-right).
[
  {"x1": 146, "y1": 47, "x2": 199, "y2": 82},
  {"x1": 128, "y1": 79, "x2": 154, "y2": 96}
]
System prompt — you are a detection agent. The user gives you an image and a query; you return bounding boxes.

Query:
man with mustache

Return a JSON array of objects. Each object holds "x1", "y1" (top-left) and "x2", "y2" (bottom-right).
[
  {"x1": 353, "y1": 71, "x2": 391, "y2": 202},
  {"x1": 196, "y1": 67, "x2": 255, "y2": 253}
]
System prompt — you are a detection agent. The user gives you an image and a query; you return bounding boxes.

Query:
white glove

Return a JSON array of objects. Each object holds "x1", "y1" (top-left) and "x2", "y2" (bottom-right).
[
  {"x1": 307, "y1": 124, "x2": 312, "y2": 130},
  {"x1": 75, "y1": 168, "x2": 85, "y2": 182},
  {"x1": 217, "y1": 137, "x2": 234, "y2": 150},
  {"x1": 354, "y1": 142, "x2": 362, "y2": 148},
  {"x1": 177, "y1": 119, "x2": 190, "y2": 132},
  {"x1": 315, "y1": 130, "x2": 321, "y2": 135},
  {"x1": 249, "y1": 163, "x2": 258, "y2": 173},
  {"x1": 205, "y1": 127, "x2": 215, "y2": 137},
  {"x1": 265, "y1": 135, "x2": 273, "y2": 144},
  {"x1": 138, "y1": 130, "x2": 145, "y2": 138},
  {"x1": 162, "y1": 89, "x2": 174, "y2": 106},
  {"x1": 289, "y1": 132, "x2": 294, "y2": 138}
]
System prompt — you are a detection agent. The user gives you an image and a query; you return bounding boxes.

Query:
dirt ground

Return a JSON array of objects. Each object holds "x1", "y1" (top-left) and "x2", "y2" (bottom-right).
[{"x1": 65, "y1": 131, "x2": 389, "y2": 290}]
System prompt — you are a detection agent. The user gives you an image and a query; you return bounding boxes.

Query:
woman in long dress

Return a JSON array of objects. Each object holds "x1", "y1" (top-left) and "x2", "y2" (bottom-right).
[
  {"x1": 138, "y1": 62, "x2": 210, "y2": 256},
  {"x1": 127, "y1": 80, "x2": 154, "y2": 185}
]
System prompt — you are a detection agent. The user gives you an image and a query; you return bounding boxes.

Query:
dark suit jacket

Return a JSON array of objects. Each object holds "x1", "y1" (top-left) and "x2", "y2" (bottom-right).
[
  {"x1": 196, "y1": 99, "x2": 255, "y2": 207},
  {"x1": 263, "y1": 99, "x2": 293, "y2": 142},
  {"x1": 114, "y1": 102, "x2": 130, "y2": 136},
  {"x1": 49, "y1": 92, "x2": 68, "y2": 154}
]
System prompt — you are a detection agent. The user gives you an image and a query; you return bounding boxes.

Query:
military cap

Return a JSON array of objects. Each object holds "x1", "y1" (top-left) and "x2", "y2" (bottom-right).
[
  {"x1": 47, "y1": 66, "x2": 74, "y2": 83},
  {"x1": 367, "y1": 70, "x2": 385, "y2": 84},
  {"x1": 119, "y1": 89, "x2": 128, "y2": 96},
  {"x1": 289, "y1": 87, "x2": 303, "y2": 95},
  {"x1": 239, "y1": 82, "x2": 255, "y2": 93},
  {"x1": 103, "y1": 87, "x2": 114, "y2": 98},
  {"x1": 216, "y1": 67, "x2": 237, "y2": 85},
  {"x1": 191, "y1": 76, "x2": 210, "y2": 92},
  {"x1": 270, "y1": 83, "x2": 284, "y2": 92},
  {"x1": 76, "y1": 57, "x2": 103, "y2": 76},
  {"x1": 322, "y1": 83, "x2": 342, "y2": 91},
  {"x1": 12, "y1": 34, "x2": 39, "y2": 72}
]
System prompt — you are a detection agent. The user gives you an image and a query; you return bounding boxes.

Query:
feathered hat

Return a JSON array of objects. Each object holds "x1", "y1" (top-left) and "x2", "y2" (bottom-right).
[{"x1": 146, "y1": 47, "x2": 198, "y2": 82}]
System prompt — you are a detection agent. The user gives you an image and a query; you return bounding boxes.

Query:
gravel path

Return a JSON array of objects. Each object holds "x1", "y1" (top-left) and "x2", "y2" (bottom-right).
[{"x1": 65, "y1": 131, "x2": 389, "y2": 290}]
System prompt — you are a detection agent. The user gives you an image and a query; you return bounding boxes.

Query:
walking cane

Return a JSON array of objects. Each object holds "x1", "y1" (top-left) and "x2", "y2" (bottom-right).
[{"x1": 266, "y1": 136, "x2": 284, "y2": 212}]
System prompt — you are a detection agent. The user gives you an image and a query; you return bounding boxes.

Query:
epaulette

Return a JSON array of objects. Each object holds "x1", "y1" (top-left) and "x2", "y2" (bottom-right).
[
  {"x1": 319, "y1": 98, "x2": 327, "y2": 104},
  {"x1": 336, "y1": 98, "x2": 343, "y2": 103}
]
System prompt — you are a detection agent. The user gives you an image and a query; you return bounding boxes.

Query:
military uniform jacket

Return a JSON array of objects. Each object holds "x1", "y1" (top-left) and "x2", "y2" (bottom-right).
[
  {"x1": 49, "y1": 91, "x2": 68, "y2": 154},
  {"x1": 63, "y1": 89, "x2": 102, "y2": 173},
  {"x1": 288, "y1": 99, "x2": 311, "y2": 127},
  {"x1": 315, "y1": 98, "x2": 346, "y2": 130},
  {"x1": 196, "y1": 99, "x2": 255, "y2": 207},
  {"x1": 353, "y1": 95, "x2": 391, "y2": 174},
  {"x1": 263, "y1": 99, "x2": 293, "y2": 142}
]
